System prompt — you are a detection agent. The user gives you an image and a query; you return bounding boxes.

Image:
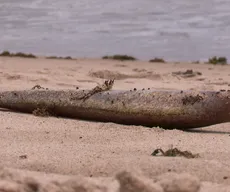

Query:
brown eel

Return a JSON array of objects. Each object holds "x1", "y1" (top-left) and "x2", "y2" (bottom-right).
[{"x1": 0, "y1": 88, "x2": 229, "y2": 129}]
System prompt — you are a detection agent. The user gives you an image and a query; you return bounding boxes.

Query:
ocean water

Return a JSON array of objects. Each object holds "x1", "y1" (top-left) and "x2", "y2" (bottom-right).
[{"x1": 1, "y1": 0, "x2": 230, "y2": 61}]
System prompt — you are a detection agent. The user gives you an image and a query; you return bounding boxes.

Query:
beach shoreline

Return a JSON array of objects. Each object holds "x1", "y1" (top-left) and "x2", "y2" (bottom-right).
[{"x1": 0, "y1": 50, "x2": 228, "y2": 64}]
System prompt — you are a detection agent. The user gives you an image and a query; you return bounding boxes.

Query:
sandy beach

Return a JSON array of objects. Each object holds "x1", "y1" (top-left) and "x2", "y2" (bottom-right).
[{"x1": 0, "y1": 56, "x2": 230, "y2": 191}]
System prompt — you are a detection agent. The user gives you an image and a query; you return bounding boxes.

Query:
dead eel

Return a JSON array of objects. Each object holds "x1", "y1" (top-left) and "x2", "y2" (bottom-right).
[{"x1": 0, "y1": 89, "x2": 229, "y2": 129}]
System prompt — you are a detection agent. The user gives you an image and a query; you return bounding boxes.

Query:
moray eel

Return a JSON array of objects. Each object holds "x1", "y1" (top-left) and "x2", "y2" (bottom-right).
[{"x1": 0, "y1": 89, "x2": 229, "y2": 129}]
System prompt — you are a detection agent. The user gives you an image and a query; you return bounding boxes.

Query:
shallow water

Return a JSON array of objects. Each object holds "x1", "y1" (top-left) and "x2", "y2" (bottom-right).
[{"x1": 1, "y1": 0, "x2": 230, "y2": 61}]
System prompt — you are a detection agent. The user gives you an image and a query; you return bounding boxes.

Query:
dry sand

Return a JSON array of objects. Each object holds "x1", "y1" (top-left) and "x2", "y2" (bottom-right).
[{"x1": 0, "y1": 56, "x2": 230, "y2": 191}]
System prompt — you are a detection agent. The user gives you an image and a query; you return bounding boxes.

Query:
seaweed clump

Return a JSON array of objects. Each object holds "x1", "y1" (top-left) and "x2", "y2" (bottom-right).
[
  {"x1": 102, "y1": 55, "x2": 137, "y2": 61},
  {"x1": 172, "y1": 69, "x2": 202, "y2": 78},
  {"x1": 151, "y1": 148, "x2": 199, "y2": 159},
  {"x1": 46, "y1": 56, "x2": 73, "y2": 60},
  {"x1": 208, "y1": 56, "x2": 227, "y2": 65},
  {"x1": 149, "y1": 58, "x2": 165, "y2": 63},
  {"x1": 0, "y1": 50, "x2": 36, "y2": 58}
]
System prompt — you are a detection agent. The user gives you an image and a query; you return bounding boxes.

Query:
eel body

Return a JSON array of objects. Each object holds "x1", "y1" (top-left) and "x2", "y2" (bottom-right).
[{"x1": 0, "y1": 89, "x2": 229, "y2": 129}]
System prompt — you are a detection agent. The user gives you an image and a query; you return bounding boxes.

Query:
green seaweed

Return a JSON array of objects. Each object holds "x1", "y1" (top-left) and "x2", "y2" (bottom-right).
[
  {"x1": 0, "y1": 50, "x2": 36, "y2": 58},
  {"x1": 0, "y1": 50, "x2": 10, "y2": 56},
  {"x1": 208, "y1": 56, "x2": 227, "y2": 65},
  {"x1": 102, "y1": 55, "x2": 137, "y2": 61},
  {"x1": 149, "y1": 58, "x2": 165, "y2": 63}
]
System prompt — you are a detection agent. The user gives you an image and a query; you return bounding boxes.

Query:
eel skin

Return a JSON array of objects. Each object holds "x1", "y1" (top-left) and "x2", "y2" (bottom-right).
[{"x1": 0, "y1": 89, "x2": 229, "y2": 129}]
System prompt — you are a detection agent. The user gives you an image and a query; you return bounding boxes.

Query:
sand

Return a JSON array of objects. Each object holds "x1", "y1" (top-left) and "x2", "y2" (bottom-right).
[{"x1": 0, "y1": 56, "x2": 230, "y2": 191}]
